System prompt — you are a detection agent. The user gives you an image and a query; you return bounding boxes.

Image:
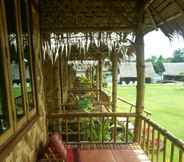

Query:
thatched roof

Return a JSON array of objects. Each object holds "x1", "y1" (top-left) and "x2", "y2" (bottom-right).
[
  {"x1": 40, "y1": 0, "x2": 184, "y2": 38},
  {"x1": 119, "y1": 62, "x2": 157, "y2": 78},
  {"x1": 164, "y1": 63, "x2": 184, "y2": 76}
]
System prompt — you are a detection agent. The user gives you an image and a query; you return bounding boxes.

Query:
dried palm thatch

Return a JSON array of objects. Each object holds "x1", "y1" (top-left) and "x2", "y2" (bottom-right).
[
  {"x1": 40, "y1": 0, "x2": 184, "y2": 60},
  {"x1": 42, "y1": 32, "x2": 135, "y2": 62}
]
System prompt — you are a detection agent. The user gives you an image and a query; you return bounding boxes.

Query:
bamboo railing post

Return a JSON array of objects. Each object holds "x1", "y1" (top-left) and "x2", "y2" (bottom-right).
[
  {"x1": 146, "y1": 123, "x2": 150, "y2": 155},
  {"x1": 170, "y1": 143, "x2": 175, "y2": 162},
  {"x1": 77, "y1": 116, "x2": 80, "y2": 142},
  {"x1": 142, "y1": 120, "x2": 146, "y2": 150},
  {"x1": 102, "y1": 116, "x2": 104, "y2": 143},
  {"x1": 138, "y1": 117, "x2": 142, "y2": 144},
  {"x1": 156, "y1": 132, "x2": 160, "y2": 162},
  {"x1": 90, "y1": 65, "x2": 93, "y2": 88},
  {"x1": 134, "y1": 1, "x2": 145, "y2": 142},
  {"x1": 96, "y1": 65, "x2": 99, "y2": 101},
  {"x1": 65, "y1": 118, "x2": 68, "y2": 143},
  {"x1": 91, "y1": 66, "x2": 94, "y2": 87},
  {"x1": 113, "y1": 116, "x2": 117, "y2": 144},
  {"x1": 99, "y1": 59, "x2": 103, "y2": 100},
  {"x1": 151, "y1": 128, "x2": 155, "y2": 162},
  {"x1": 112, "y1": 54, "x2": 118, "y2": 112},
  {"x1": 163, "y1": 137, "x2": 167, "y2": 162},
  {"x1": 179, "y1": 150, "x2": 183, "y2": 162},
  {"x1": 90, "y1": 117, "x2": 92, "y2": 142},
  {"x1": 125, "y1": 117, "x2": 129, "y2": 144}
]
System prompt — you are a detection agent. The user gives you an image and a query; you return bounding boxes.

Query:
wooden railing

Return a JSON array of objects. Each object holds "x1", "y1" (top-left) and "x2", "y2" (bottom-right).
[
  {"x1": 103, "y1": 89, "x2": 151, "y2": 116},
  {"x1": 139, "y1": 115, "x2": 184, "y2": 162},
  {"x1": 47, "y1": 112, "x2": 136, "y2": 144},
  {"x1": 69, "y1": 88, "x2": 99, "y2": 94},
  {"x1": 117, "y1": 97, "x2": 152, "y2": 116}
]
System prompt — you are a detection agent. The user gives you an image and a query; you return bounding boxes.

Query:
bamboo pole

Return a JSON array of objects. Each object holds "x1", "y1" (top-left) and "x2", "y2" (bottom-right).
[
  {"x1": 134, "y1": 2, "x2": 145, "y2": 142},
  {"x1": 96, "y1": 65, "x2": 99, "y2": 101},
  {"x1": 91, "y1": 66, "x2": 94, "y2": 87},
  {"x1": 99, "y1": 59, "x2": 103, "y2": 100},
  {"x1": 112, "y1": 54, "x2": 118, "y2": 112}
]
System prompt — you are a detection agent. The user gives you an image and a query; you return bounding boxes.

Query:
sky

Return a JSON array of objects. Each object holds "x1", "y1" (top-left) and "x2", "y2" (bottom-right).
[{"x1": 144, "y1": 30, "x2": 184, "y2": 59}]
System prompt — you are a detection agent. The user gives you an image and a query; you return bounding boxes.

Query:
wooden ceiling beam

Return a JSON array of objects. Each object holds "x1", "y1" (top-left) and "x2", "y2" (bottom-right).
[
  {"x1": 147, "y1": 0, "x2": 184, "y2": 27},
  {"x1": 41, "y1": 26, "x2": 134, "y2": 33},
  {"x1": 173, "y1": 0, "x2": 184, "y2": 15},
  {"x1": 146, "y1": 8, "x2": 158, "y2": 30},
  {"x1": 157, "y1": 12, "x2": 182, "y2": 26},
  {"x1": 144, "y1": 0, "x2": 156, "y2": 10}
]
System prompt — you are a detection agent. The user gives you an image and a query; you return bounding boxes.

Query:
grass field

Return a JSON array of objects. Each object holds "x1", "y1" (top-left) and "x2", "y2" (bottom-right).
[{"x1": 108, "y1": 83, "x2": 184, "y2": 140}]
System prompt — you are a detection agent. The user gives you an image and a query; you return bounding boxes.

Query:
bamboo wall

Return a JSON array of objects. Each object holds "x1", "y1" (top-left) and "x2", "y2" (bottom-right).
[
  {"x1": 4, "y1": 117, "x2": 46, "y2": 162},
  {"x1": 2, "y1": 2, "x2": 47, "y2": 162}
]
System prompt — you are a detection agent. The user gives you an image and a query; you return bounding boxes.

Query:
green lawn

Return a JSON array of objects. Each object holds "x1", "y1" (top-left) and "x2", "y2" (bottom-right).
[{"x1": 108, "y1": 83, "x2": 184, "y2": 140}]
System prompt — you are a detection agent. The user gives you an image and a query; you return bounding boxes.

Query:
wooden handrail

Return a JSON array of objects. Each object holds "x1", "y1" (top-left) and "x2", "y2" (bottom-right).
[
  {"x1": 47, "y1": 112, "x2": 136, "y2": 118},
  {"x1": 47, "y1": 112, "x2": 136, "y2": 145},
  {"x1": 117, "y1": 97, "x2": 135, "y2": 107},
  {"x1": 139, "y1": 115, "x2": 184, "y2": 162},
  {"x1": 117, "y1": 97, "x2": 152, "y2": 116},
  {"x1": 69, "y1": 88, "x2": 99, "y2": 92},
  {"x1": 140, "y1": 115, "x2": 184, "y2": 151},
  {"x1": 103, "y1": 89, "x2": 152, "y2": 116}
]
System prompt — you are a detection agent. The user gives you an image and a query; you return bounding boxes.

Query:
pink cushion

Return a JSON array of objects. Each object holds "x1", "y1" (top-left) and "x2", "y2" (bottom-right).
[{"x1": 49, "y1": 132, "x2": 67, "y2": 160}]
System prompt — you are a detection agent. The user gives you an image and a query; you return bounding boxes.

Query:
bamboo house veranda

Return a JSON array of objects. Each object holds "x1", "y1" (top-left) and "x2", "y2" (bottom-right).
[{"x1": 0, "y1": 0, "x2": 184, "y2": 162}]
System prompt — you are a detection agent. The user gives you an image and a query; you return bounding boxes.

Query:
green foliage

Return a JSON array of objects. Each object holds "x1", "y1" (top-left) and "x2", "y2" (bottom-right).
[
  {"x1": 171, "y1": 48, "x2": 184, "y2": 62},
  {"x1": 103, "y1": 81, "x2": 108, "y2": 88},
  {"x1": 82, "y1": 118, "x2": 111, "y2": 141},
  {"x1": 151, "y1": 55, "x2": 165, "y2": 75},
  {"x1": 79, "y1": 76, "x2": 90, "y2": 84},
  {"x1": 76, "y1": 96, "x2": 92, "y2": 112}
]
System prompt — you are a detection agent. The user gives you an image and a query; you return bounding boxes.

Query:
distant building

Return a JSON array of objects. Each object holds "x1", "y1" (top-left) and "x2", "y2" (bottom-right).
[
  {"x1": 163, "y1": 63, "x2": 184, "y2": 81},
  {"x1": 118, "y1": 62, "x2": 158, "y2": 84}
]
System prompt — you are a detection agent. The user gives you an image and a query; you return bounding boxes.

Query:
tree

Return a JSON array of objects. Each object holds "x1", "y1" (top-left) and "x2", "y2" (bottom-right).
[
  {"x1": 171, "y1": 49, "x2": 184, "y2": 62},
  {"x1": 151, "y1": 55, "x2": 165, "y2": 75}
]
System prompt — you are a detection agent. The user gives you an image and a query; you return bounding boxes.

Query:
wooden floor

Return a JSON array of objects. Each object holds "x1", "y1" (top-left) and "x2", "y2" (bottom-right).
[{"x1": 71, "y1": 144, "x2": 151, "y2": 162}]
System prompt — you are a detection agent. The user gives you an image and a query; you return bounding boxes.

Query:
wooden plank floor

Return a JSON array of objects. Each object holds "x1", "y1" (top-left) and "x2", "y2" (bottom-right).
[{"x1": 71, "y1": 144, "x2": 151, "y2": 162}]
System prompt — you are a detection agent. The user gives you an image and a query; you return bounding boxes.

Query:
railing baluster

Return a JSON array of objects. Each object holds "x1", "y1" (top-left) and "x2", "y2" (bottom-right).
[
  {"x1": 138, "y1": 117, "x2": 142, "y2": 144},
  {"x1": 179, "y1": 149, "x2": 183, "y2": 162},
  {"x1": 113, "y1": 116, "x2": 117, "y2": 144},
  {"x1": 142, "y1": 119, "x2": 146, "y2": 149},
  {"x1": 58, "y1": 118, "x2": 61, "y2": 134},
  {"x1": 90, "y1": 117, "x2": 92, "y2": 142},
  {"x1": 65, "y1": 118, "x2": 68, "y2": 143},
  {"x1": 170, "y1": 143, "x2": 175, "y2": 162},
  {"x1": 151, "y1": 128, "x2": 155, "y2": 162},
  {"x1": 163, "y1": 137, "x2": 167, "y2": 162},
  {"x1": 156, "y1": 132, "x2": 160, "y2": 162},
  {"x1": 102, "y1": 116, "x2": 104, "y2": 144},
  {"x1": 146, "y1": 123, "x2": 150, "y2": 155},
  {"x1": 77, "y1": 116, "x2": 80, "y2": 142},
  {"x1": 125, "y1": 117, "x2": 129, "y2": 144}
]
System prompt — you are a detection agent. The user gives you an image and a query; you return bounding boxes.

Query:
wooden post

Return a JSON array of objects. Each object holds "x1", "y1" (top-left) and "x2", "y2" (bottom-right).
[
  {"x1": 99, "y1": 59, "x2": 103, "y2": 100},
  {"x1": 91, "y1": 66, "x2": 94, "y2": 87},
  {"x1": 134, "y1": 2, "x2": 145, "y2": 142},
  {"x1": 96, "y1": 63, "x2": 100, "y2": 101},
  {"x1": 112, "y1": 54, "x2": 118, "y2": 112}
]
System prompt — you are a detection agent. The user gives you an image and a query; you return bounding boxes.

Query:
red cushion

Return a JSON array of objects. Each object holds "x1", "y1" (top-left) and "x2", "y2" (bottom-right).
[
  {"x1": 66, "y1": 146, "x2": 80, "y2": 162},
  {"x1": 67, "y1": 147, "x2": 74, "y2": 162},
  {"x1": 49, "y1": 132, "x2": 67, "y2": 160}
]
